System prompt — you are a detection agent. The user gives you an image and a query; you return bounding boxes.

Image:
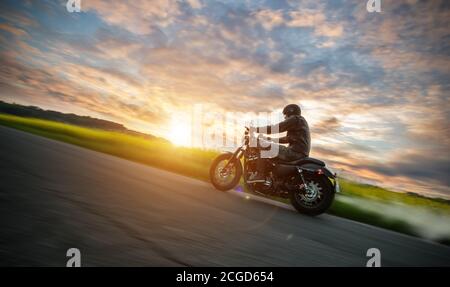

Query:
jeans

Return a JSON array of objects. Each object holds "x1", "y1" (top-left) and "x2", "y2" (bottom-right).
[
  {"x1": 257, "y1": 138, "x2": 306, "y2": 162},
  {"x1": 276, "y1": 144, "x2": 306, "y2": 162},
  {"x1": 254, "y1": 140, "x2": 306, "y2": 177}
]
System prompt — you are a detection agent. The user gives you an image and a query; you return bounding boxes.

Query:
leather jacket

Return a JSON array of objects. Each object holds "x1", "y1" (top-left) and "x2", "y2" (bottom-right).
[{"x1": 255, "y1": 115, "x2": 311, "y2": 157}]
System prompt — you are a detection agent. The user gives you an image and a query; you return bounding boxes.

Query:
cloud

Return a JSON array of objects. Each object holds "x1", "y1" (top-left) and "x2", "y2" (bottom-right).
[
  {"x1": 84, "y1": 0, "x2": 181, "y2": 34},
  {"x1": 186, "y1": 0, "x2": 203, "y2": 10},
  {"x1": 0, "y1": 23, "x2": 28, "y2": 36},
  {"x1": 314, "y1": 23, "x2": 343, "y2": 37},
  {"x1": 287, "y1": 9, "x2": 343, "y2": 37},
  {"x1": 365, "y1": 153, "x2": 450, "y2": 187},
  {"x1": 0, "y1": 9, "x2": 38, "y2": 28},
  {"x1": 287, "y1": 10, "x2": 325, "y2": 27},
  {"x1": 356, "y1": 0, "x2": 450, "y2": 77},
  {"x1": 251, "y1": 9, "x2": 284, "y2": 30},
  {"x1": 312, "y1": 116, "x2": 341, "y2": 135},
  {"x1": 0, "y1": 52, "x2": 166, "y2": 130}
]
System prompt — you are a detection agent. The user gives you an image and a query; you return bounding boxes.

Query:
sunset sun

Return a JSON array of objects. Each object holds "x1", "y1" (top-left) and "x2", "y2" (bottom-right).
[{"x1": 168, "y1": 117, "x2": 192, "y2": 146}]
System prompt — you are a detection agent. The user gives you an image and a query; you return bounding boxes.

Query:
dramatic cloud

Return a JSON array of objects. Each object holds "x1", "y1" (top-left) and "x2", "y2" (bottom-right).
[{"x1": 83, "y1": 0, "x2": 181, "y2": 35}]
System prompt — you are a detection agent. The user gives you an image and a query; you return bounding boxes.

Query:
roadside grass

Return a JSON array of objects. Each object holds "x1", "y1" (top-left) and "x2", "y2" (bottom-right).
[
  {"x1": 1, "y1": 113, "x2": 449, "y2": 244},
  {"x1": 328, "y1": 198, "x2": 419, "y2": 237},
  {"x1": 0, "y1": 113, "x2": 217, "y2": 181},
  {"x1": 338, "y1": 178, "x2": 450, "y2": 213}
]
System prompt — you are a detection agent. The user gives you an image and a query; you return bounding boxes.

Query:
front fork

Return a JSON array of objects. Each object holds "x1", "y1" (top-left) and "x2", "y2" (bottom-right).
[{"x1": 221, "y1": 147, "x2": 243, "y2": 173}]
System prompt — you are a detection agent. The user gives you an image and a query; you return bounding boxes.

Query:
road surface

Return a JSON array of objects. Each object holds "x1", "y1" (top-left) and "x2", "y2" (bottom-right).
[{"x1": 0, "y1": 125, "x2": 449, "y2": 266}]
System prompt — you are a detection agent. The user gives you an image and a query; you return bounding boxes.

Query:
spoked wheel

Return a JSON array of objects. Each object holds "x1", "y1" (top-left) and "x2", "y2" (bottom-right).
[
  {"x1": 209, "y1": 153, "x2": 242, "y2": 191},
  {"x1": 289, "y1": 175, "x2": 335, "y2": 216}
]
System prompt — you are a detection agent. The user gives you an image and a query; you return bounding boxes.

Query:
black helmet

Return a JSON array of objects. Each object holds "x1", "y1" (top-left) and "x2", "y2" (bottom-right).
[{"x1": 282, "y1": 104, "x2": 301, "y2": 117}]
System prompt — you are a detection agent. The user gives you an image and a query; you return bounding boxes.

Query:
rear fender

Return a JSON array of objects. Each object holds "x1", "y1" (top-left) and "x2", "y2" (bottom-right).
[
  {"x1": 299, "y1": 163, "x2": 334, "y2": 177},
  {"x1": 298, "y1": 163, "x2": 339, "y2": 192}
]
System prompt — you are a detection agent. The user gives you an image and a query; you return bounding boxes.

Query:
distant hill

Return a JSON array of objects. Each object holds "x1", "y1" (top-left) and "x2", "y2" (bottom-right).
[
  {"x1": 406, "y1": 192, "x2": 450, "y2": 205},
  {"x1": 0, "y1": 101, "x2": 167, "y2": 142}
]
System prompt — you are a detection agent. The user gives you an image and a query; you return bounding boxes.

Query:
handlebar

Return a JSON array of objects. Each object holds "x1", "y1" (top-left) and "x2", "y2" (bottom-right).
[{"x1": 243, "y1": 127, "x2": 258, "y2": 146}]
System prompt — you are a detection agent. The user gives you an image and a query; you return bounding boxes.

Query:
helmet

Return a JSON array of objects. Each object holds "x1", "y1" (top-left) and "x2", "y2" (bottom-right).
[{"x1": 282, "y1": 104, "x2": 301, "y2": 117}]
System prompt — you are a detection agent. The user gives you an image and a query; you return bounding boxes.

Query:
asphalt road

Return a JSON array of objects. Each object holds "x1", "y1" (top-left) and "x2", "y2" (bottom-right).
[{"x1": 1, "y1": 125, "x2": 449, "y2": 266}]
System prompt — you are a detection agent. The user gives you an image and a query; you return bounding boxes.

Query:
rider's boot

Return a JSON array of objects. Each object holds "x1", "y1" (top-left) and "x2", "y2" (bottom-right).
[{"x1": 246, "y1": 158, "x2": 266, "y2": 183}]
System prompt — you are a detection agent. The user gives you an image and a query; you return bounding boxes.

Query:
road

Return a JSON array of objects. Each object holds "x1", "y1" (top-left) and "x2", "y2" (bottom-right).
[{"x1": 0, "y1": 125, "x2": 449, "y2": 266}]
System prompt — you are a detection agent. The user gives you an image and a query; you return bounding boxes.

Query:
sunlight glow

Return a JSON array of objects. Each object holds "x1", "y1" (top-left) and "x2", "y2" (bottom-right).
[{"x1": 168, "y1": 116, "x2": 192, "y2": 146}]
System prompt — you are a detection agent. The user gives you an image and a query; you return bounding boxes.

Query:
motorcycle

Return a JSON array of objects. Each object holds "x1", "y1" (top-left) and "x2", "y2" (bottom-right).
[{"x1": 209, "y1": 128, "x2": 339, "y2": 216}]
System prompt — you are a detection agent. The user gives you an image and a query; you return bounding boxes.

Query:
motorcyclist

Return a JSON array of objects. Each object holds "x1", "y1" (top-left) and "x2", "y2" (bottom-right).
[{"x1": 247, "y1": 104, "x2": 311, "y2": 183}]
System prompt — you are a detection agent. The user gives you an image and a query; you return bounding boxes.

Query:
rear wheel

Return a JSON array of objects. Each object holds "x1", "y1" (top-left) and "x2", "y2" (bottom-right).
[
  {"x1": 289, "y1": 175, "x2": 335, "y2": 216},
  {"x1": 209, "y1": 153, "x2": 242, "y2": 191}
]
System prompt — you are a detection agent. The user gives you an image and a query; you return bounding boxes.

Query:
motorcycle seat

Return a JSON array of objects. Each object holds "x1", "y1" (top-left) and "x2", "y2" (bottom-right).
[{"x1": 283, "y1": 157, "x2": 325, "y2": 166}]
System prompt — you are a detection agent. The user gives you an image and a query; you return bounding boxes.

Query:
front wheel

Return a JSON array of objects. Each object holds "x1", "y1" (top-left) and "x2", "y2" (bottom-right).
[
  {"x1": 289, "y1": 175, "x2": 335, "y2": 216},
  {"x1": 209, "y1": 153, "x2": 243, "y2": 191}
]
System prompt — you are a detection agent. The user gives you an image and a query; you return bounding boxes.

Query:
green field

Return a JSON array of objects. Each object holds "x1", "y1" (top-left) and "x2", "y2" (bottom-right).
[
  {"x1": 337, "y1": 178, "x2": 450, "y2": 212},
  {"x1": 0, "y1": 113, "x2": 217, "y2": 180},
  {"x1": 1, "y1": 113, "x2": 449, "y2": 244}
]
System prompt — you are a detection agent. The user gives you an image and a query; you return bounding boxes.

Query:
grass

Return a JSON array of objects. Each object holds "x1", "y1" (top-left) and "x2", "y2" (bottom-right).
[
  {"x1": 1, "y1": 113, "x2": 449, "y2": 244},
  {"x1": 0, "y1": 113, "x2": 217, "y2": 181},
  {"x1": 328, "y1": 198, "x2": 419, "y2": 237},
  {"x1": 338, "y1": 178, "x2": 450, "y2": 213}
]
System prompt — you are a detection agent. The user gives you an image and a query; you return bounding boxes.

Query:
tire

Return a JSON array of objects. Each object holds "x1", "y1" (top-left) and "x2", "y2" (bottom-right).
[
  {"x1": 289, "y1": 175, "x2": 335, "y2": 216},
  {"x1": 209, "y1": 153, "x2": 243, "y2": 191}
]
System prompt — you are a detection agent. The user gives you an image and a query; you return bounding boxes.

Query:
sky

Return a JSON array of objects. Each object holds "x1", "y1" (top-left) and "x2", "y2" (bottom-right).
[{"x1": 0, "y1": 0, "x2": 449, "y2": 198}]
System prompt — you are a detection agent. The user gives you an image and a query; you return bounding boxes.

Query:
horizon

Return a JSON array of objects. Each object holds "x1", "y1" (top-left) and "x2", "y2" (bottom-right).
[
  {"x1": 1, "y1": 99, "x2": 449, "y2": 201},
  {"x1": 0, "y1": 0, "x2": 449, "y2": 198}
]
